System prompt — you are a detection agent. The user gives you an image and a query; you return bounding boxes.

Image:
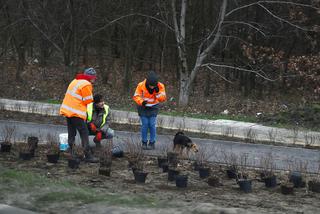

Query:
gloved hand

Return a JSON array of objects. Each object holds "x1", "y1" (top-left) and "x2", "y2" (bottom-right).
[
  {"x1": 89, "y1": 123, "x2": 97, "y2": 133},
  {"x1": 142, "y1": 101, "x2": 147, "y2": 107},
  {"x1": 154, "y1": 86, "x2": 159, "y2": 93},
  {"x1": 95, "y1": 131, "x2": 102, "y2": 142}
]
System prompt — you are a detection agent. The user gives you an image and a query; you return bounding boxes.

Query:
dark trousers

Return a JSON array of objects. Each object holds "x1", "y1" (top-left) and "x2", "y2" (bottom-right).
[{"x1": 66, "y1": 117, "x2": 89, "y2": 151}]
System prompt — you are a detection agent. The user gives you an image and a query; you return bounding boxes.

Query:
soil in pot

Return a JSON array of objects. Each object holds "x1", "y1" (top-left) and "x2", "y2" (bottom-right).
[
  {"x1": 176, "y1": 175, "x2": 188, "y2": 188},
  {"x1": 168, "y1": 169, "x2": 180, "y2": 181},
  {"x1": 19, "y1": 152, "x2": 32, "y2": 160},
  {"x1": 157, "y1": 157, "x2": 167, "y2": 168},
  {"x1": 308, "y1": 180, "x2": 320, "y2": 193},
  {"x1": 238, "y1": 179, "x2": 252, "y2": 193},
  {"x1": 68, "y1": 158, "x2": 80, "y2": 169},
  {"x1": 133, "y1": 171, "x2": 148, "y2": 183},
  {"x1": 199, "y1": 167, "x2": 210, "y2": 179},
  {"x1": 0, "y1": 143, "x2": 11, "y2": 152},
  {"x1": 208, "y1": 176, "x2": 221, "y2": 187},
  {"x1": 264, "y1": 175, "x2": 277, "y2": 188},
  {"x1": 47, "y1": 154, "x2": 60, "y2": 163},
  {"x1": 99, "y1": 167, "x2": 111, "y2": 176},
  {"x1": 281, "y1": 183, "x2": 294, "y2": 195}
]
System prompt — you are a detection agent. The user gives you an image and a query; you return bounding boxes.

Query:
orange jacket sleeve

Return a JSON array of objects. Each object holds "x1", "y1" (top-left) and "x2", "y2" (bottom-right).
[
  {"x1": 155, "y1": 82, "x2": 166, "y2": 103},
  {"x1": 133, "y1": 83, "x2": 144, "y2": 106},
  {"x1": 81, "y1": 84, "x2": 94, "y2": 105}
]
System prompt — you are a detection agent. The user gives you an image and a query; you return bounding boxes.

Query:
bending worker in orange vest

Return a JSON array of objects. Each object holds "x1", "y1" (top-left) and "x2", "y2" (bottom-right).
[
  {"x1": 60, "y1": 67, "x2": 98, "y2": 163},
  {"x1": 133, "y1": 71, "x2": 166, "y2": 150}
]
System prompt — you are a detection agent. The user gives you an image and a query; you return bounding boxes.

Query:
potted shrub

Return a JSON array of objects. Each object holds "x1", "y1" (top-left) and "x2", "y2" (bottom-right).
[
  {"x1": 221, "y1": 151, "x2": 239, "y2": 179},
  {"x1": 167, "y1": 151, "x2": 178, "y2": 168},
  {"x1": 133, "y1": 161, "x2": 148, "y2": 183},
  {"x1": 236, "y1": 153, "x2": 252, "y2": 193},
  {"x1": 46, "y1": 134, "x2": 60, "y2": 163},
  {"x1": 193, "y1": 146, "x2": 211, "y2": 178},
  {"x1": 157, "y1": 144, "x2": 169, "y2": 168},
  {"x1": 287, "y1": 159, "x2": 308, "y2": 188},
  {"x1": 260, "y1": 153, "x2": 277, "y2": 188},
  {"x1": 0, "y1": 125, "x2": 15, "y2": 153},
  {"x1": 280, "y1": 177, "x2": 294, "y2": 195},
  {"x1": 99, "y1": 143, "x2": 113, "y2": 176},
  {"x1": 308, "y1": 164, "x2": 320, "y2": 193},
  {"x1": 19, "y1": 143, "x2": 33, "y2": 160},
  {"x1": 67, "y1": 145, "x2": 83, "y2": 169},
  {"x1": 168, "y1": 167, "x2": 180, "y2": 182}
]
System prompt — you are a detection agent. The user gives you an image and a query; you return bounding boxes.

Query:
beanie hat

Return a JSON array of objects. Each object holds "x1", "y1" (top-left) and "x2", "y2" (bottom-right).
[
  {"x1": 93, "y1": 94, "x2": 103, "y2": 103},
  {"x1": 84, "y1": 67, "x2": 96, "y2": 77},
  {"x1": 146, "y1": 70, "x2": 158, "y2": 87}
]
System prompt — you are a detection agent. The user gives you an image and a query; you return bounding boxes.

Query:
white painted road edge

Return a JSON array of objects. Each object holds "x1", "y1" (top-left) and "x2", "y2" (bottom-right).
[{"x1": 0, "y1": 98, "x2": 319, "y2": 147}]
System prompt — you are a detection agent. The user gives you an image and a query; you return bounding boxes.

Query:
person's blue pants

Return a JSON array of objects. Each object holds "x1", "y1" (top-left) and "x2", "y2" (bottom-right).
[{"x1": 140, "y1": 116, "x2": 157, "y2": 144}]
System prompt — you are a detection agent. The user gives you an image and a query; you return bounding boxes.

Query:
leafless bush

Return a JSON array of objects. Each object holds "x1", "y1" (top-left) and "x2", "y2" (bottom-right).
[
  {"x1": 124, "y1": 137, "x2": 145, "y2": 163},
  {"x1": 222, "y1": 126, "x2": 235, "y2": 138},
  {"x1": 267, "y1": 129, "x2": 278, "y2": 143},
  {"x1": 157, "y1": 117, "x2": 164, "y2": 128},
  {"x1": 14, "y1": 103, "x2": 22, "y2": 111},
  {"x1": 100, "y1": 142, "x2": 113, "y2": 167},
  {"x1": 193, "y1": 146, "x2": 211, "y2": 166},
  {"x1": 221, "y1": 150, "x2": 239, "y2": 171},
  {"x1": 0, "y1": 102, "x2": 5, "y2": 111},
  {"x1": 158, "y1": 142, "x2": 170, "y2": 157},
  {"x1": 260, "y1": 152, "x2": 276, "y2": 176},
  {"x1": 244, "y1": 128, "x2": 257, "y2": 143},
  {"x1": 1, "y1": 125, "x2": 16, "y2": 144},
  {"x1": 177, "y1": 118, "x2": 186, "y2": 131},
  {"x1": 46, "y1": 133, "x2": 60, "y2": 155}
]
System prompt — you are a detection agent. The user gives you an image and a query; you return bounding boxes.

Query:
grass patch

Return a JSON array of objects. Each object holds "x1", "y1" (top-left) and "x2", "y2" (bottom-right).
[{"x1": 0, "y1": 167, "x2": 158, "y2": 208}]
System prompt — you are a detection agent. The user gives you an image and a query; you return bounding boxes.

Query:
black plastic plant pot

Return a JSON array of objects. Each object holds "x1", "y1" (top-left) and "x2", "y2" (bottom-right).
[
  {"x1": 157, "y1": 157, "x2": 167, "y2": 168},
  {"x1": 112, "y1": 146, "x2": 124, "y2": 158},
  {"x1": 308, "y1": 181, "x2": 320, "y2": 193},
  {"x1": 264, "y1": 175, "x2": 277, "y2": 188},
  {"x1": 162, "y1": 163, "x2": 169, "y2": 173},
  {"x1": 30, "y1": 149, "x2": 35, "y2": 158},
  {"x1": 226, "y1": 168, "x2": 237, "y2": 179},
  {"x1": 19, "y1": 152, "x2": 32, "y2": 160},
  {"x1": 176, "y1": 175, "x2": 188, "y2": 188},
  {"x1": 168, "y1": 169, "x2": 180, "y2": 181},
  {"x1": 193, "y1": 162, "x2": 201, "y2": 171},
  {"x1": 0, "y1": 143, "x2": 11, "y2": 152},
  {"x1": 99, "y1": 168, "x2": 111, "y2": 176},
  {"x1": 134, "y1": 171, "x2": 148, "y2": 183},
  {"x1": 199, "y1": 167, "x2": 210, "y2": 179},
  {"x1": 68, "y1": 158, "x2": 80, "y2": 169},
  {"x1": 27, "y1": 136, "x2": 39, "y2": 148},
  {"x1": 289, "y1": 171, "x2": 303, "y2": 188},
  {"x1": 47, "y1": 154, "x2": 60, "y2": 163},
  {"x1": 281, "y1": 184, "x2": 294, "y2": 195},
  {"x1": 238, "y1": 179, "x2": 252, "y2": 193},
  {"x1": 208, "y1": 176, "x2": 220, "y2": 187}
]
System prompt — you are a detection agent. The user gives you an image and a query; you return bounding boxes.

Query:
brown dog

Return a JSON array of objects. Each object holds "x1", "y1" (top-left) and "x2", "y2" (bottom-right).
[{"x1": 173, "y1": 132, "x2": 198, "y2": 156}]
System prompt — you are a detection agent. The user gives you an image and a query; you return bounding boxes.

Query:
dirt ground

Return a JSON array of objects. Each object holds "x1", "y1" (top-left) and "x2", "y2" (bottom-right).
[{"x1": 1, "y1": 144, "x2": 320, "y2": 214}]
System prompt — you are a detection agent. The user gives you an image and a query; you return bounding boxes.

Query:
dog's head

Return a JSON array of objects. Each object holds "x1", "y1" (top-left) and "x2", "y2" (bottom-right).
[{"x1": 187, "y1": 142, "x2": 199, "y2": 153}]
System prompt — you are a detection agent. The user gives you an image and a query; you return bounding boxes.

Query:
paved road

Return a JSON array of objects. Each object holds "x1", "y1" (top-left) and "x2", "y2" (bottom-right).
[{"x1": 1, "y1": 120, "x2": 320, "y2": 173}]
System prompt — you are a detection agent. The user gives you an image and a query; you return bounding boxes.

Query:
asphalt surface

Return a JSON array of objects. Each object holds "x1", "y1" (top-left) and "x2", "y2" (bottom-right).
[{"x1": 1, "y1": 120, "x2": 320, "y2": 173}]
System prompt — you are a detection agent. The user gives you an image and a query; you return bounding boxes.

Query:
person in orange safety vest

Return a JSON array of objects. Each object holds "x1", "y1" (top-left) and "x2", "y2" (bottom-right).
[
  {"x1": 133, "y1": 71, "x2": 166, "y2": 150},
  {"x1": 60, "y1": 67, "x2": 98, "y2": 163}
]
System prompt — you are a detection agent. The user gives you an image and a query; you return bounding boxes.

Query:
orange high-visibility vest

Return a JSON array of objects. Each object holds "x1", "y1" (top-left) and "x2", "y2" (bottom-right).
[
  {"x1": 60, "y1": 79, "x2": 93, "y2": 120},
  {"x1": 133, "y1": 79, "x2": 166, "y2": 106}
]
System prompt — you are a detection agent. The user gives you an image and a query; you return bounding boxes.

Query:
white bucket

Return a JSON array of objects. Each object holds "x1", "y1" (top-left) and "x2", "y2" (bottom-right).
[{"x1": 59, "y1": 133, "x2": 69, "y2": 151}]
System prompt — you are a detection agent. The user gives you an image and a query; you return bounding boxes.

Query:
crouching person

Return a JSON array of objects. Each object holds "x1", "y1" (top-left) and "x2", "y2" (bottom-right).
[{"x1": 87, "y1": 94, "x2": 114, "y2": 148}]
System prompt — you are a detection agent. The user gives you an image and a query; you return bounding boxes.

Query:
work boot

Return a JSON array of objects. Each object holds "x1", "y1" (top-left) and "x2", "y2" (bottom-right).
[
  {"x1": 84, "y1": 151, "x2": 99, "y2": 163},
  {"x1": 148, "y1": 142, "x2": 155, "y2": 150},
  {"x1": 142, "y1": 141, "x2": 148, "y2": 150}
]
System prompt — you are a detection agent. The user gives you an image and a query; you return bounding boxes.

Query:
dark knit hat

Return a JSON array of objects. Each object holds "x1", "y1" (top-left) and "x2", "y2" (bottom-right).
[
  {"x1": 146, "y1": 70, "x2": 158, "y2": 87},
  {"x1": 93, "y1": 94, "x2": 103, "y2": 103}
]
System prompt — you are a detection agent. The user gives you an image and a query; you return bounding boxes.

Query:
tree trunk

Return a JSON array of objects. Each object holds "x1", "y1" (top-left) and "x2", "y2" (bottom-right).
[{"x1": 178, "y1": 71, "x2": 190, "y2": 106}]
